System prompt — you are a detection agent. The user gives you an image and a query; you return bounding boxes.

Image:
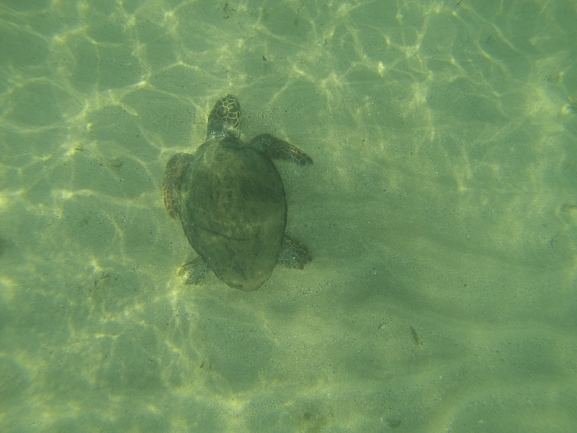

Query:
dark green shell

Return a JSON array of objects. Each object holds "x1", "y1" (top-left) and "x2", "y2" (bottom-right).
[{"x1": 177, "y1": 135, "x2": 287, "y2": 291}]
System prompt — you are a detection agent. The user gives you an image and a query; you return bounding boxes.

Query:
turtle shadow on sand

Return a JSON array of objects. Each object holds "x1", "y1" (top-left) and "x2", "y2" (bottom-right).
[{"x1": 163, "y1": 94, "x2": 312, "y2": 291}]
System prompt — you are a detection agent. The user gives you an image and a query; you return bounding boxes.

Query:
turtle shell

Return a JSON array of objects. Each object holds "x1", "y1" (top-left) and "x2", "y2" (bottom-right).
[{"x1": 177, "y1": 134, "x2": 287, "y2": 291}]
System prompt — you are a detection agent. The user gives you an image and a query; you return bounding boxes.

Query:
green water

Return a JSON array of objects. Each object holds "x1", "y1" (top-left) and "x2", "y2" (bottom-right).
[{"x1": 1, "y1": 0, "x2": 576, "y2": 432}]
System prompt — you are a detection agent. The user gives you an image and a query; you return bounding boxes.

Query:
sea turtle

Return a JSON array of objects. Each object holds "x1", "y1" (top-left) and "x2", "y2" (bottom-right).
[{"x1": 163, "y1": 94, "x2": 313, "y2": 291}]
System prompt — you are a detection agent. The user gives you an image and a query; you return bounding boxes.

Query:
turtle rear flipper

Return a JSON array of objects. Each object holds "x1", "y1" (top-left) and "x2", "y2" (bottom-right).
[
  {"x1": 179, "y1": 257, "x2": 208, "y2": 284},
  {"x1": 250, "y1": 133, "x2": 313, "y2": 165},
  {"x1": 279, "y1": 236, "x2": 312, "y2": 269}
]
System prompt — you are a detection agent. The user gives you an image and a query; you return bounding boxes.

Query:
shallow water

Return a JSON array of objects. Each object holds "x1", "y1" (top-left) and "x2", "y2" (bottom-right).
[{"x1": 1, "y1": 0, "x2": 576, "y2": 432}]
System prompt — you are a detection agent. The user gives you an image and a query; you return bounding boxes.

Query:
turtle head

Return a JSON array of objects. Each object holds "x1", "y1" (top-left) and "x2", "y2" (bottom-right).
[{"x1": 206, "y1": 94, "x2": 241, "y2": 140}]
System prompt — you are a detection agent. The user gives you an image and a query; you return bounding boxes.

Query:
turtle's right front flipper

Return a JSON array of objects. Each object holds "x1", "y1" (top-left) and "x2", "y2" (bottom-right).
[
  {"x1": 250, "y1": 133, "x2": 313, "y2": 165},
  {"x1": 163, "y1": 153, "x2": 194, "y2": 219}
]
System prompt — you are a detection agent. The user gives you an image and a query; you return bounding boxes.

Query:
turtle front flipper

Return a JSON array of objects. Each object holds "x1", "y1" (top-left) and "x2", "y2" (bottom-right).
[
  {"x1": 279, "y1": 236, "x2": 312, "y2": 269},
  {"x1": 250, "y1": 133, "x2": 313, "y2": 165},
  {"x1": 163, "y1": 153, "x2": 194, "y2": 219}
]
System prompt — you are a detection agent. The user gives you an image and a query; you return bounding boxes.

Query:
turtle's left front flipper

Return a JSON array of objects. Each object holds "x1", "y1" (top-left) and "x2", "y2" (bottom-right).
[
  {"x1": 163, "y1": 153, "x2": 195, "y2": 219},
  {"x1": 250, "y1": 133, "x2": 313, "y2": 165}
]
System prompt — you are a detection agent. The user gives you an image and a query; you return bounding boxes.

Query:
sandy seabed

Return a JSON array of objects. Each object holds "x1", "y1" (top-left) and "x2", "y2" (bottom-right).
[{"x1": 1, "y1": 0, "x2": 576, "y2": 432}]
